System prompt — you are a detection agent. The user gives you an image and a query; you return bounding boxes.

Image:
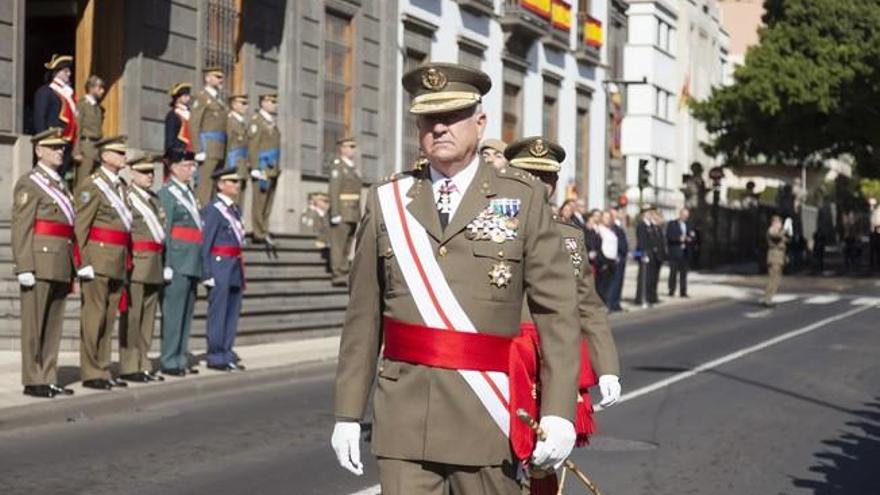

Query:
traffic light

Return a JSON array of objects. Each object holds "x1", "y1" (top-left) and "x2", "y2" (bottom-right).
[{"x1": 638, "y1": 159, "x2": 651, "y2": 190}]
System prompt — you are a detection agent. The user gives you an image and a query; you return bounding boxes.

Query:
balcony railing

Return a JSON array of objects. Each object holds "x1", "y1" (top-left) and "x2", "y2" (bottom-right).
[
  {"x1": 502, "y1": 0, "x2": 552, "y2": 38},
  {"x1": 575, "y1": 12, "x2": 602, "y2": 65},
  {"x1": 454, "y1": 0, "x2": 495, "y2": 16}
]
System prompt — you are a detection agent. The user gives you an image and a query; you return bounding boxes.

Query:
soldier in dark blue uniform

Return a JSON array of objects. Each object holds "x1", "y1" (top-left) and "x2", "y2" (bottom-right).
[
  {"x1": 34, "y1": 54, "x2": 78, "y2": 177},
  {"x1": 201, "y1": 166, "x2": 246, "y2": 372}
]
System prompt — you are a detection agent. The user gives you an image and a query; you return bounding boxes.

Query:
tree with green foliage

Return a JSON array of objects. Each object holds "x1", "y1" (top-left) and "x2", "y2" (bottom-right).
[{"x1": 692, "y1": 0, "x2": 880, "y2": 177}]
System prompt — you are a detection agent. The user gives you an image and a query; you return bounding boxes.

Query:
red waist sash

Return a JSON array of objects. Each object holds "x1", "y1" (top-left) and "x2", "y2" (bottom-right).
[
  {"x1": 34, "y1": 220, "x2": 74, "y2": 239},
  {"x1": 171, "y1": 226, "x2": 203, "y2": 243},
  {"x1": 132, "y1": 240, "x2": 163, "y2": 253},
  {"x1": 88, "y1": 226, "x2": 130, "y2": 246},
  {"x1": 210, "y1": 246, "x2": 242, "y2": 258}
]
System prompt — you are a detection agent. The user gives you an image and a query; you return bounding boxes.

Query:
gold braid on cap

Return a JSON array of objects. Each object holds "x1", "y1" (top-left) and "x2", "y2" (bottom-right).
[{"x1": 509, "y1": 157, "x2": 561, "y2": 172}]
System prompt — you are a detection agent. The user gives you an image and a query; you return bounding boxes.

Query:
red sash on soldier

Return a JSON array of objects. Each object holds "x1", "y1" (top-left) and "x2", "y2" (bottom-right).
[
  {"x1": 175, "y1": 105, "x2": 193, "y2": 152},
  {"x1": 50, "y1": 78, "x2": 79, "y2": 146}
]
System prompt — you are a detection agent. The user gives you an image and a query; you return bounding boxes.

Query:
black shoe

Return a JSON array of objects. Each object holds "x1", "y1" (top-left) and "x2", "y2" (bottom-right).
[
  {"x1": 109, "y1": 377, "x2": 128, "y2": 388},
  {"x1": 680, "y1": 294, "x2": 690, "y2": 298},
  {"x1": 162, "y1": 368, "x2": 186, "y2": 377},
  {"x1": 50, "y1": 384, "x2": 75, "y2": 396},
  {"x1": 207, "y1": 363, "x2": 231, "y2": 372},
  {"x1": 119, "y1": 372, "x2": 151, "y2": 383},
  {"x1": 186, "y1": 367, "x2": 200, "y2": 375},
  {"x1": 331, "y1": 279, "x2": 348, "y2": 287},
  {"x1": 82, "y1": 379, "x2": 113, "y2": 390},
  {"x1": 228, "y1": 362, "x2": 246, "y2": 372},
  {"x1": 145, "y1": 371, "x2": 165, "y2": 382},
  {"x1": 23, "y1": 385, "x2": 55, "y2": 398},
  {"x1": 668, "y1": 291, "x2": 675, "y2": 297}
]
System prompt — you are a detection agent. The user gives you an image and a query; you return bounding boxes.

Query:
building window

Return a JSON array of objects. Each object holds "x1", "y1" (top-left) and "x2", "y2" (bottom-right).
[
  {"x1": 543, "y1": 95, "x2": 558, "y2": 142},
  {"x1": 323, "y1": 10, "x2": 354, "y2": 162},
  {"x1": 656, "y1": 18, "x2": 674, "y2": 53},
  {"x1": 204, "y1": 0, "x2": 241, "y2": 78},
  {"x1": 578, "y1": 0, "x2": 590, "y2": 13},
  {"x1": 402, "y1": 49, "x2": 428, "y2": 168},
  {"x1": 502, "y1": 83, "x2": 523, "y2": 144},
  {"x1": 458, "y1": 44, "x2": 484, "y2": 69},
  {"x1": 575, "y1": 105, "x2": 590, "y2": 197}
]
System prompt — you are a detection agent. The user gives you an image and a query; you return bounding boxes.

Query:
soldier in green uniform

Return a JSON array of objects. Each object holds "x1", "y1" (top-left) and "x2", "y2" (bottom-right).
[
  {"x1": 190, "y1": 67, "x2": 227, "y2": 207},
  {"x1": 226, "y1": 94, "x2": 250, "y2": 210},
  {"x1": 73, "y1": 75, "x2": 105, "y2": 192},
  {"x1": 12, "y1": 128, "x2": 77, "y2": 398},
  {"x1": 301, "y1": 192, "x2": 330, "y2": 248},
  {"x1": 248, "y1": 93, "x2": 281, "y2": 244},
  {"x1": 118, "y1": 154, "x2": 168, "y2": 383},
  {"x1": 331, "y1": 63, "x2": 581, "y2": 495},
  {"x1": 75, "y1": 135, "x2": 132, "y2": 390},
  {"x1": 158, "y1": 149, "x2": 203, "y2": 376},
  {"x1": 327, "y1": 137, "x2": 362, "y2": 286},
  {"x1": 504, "y1": 137, "x2": 621, "y2": 409},
  {"x1": 762, "y1": 215, "x2": 789, "y2": 307}
]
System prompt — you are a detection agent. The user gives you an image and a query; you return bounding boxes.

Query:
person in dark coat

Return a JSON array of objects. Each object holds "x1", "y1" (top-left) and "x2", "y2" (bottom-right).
[
  {"x1": 666, "y1": 207, "x2": 694, "y2": 297},
  {"x1": 634, "y1": 208, "x2": 654, "y2": 305},
  {"x1": 608, "y1": 206, "x2": 628, "y2": 312},
  {"x1": 34, "y1": 54, "x2": 78, "y2": 177},
  {"x1": 164, "y1": 83, "x2": 194, "y2": 155}
]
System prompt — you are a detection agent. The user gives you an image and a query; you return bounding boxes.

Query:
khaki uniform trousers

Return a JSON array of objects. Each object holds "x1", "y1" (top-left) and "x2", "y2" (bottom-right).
[
  {"x1": 377, "y1": 458, "x2": 520, "y2": 495},
  {"x1": 80, "y1": 275, "x2": 124, "y2": 381},
  {"x1": 329, "y1": 221, "x2": 356, "y2": 282},
  {"x1": 119, "y1": 282, "x2": 161, "y2": 375},
  {"x1": 251, "y1": 178, "x2": 277, "y2": 240},
  {"x1": 74, "y1": 141, "x2": 99, "y2": 193},
  {"x1": 764, "y1": 263, "x2": 783, "y2": 304},
  {"x1": 197, "y1": 157, "x2": 223, "y2": 207},
  {"x1": 20, "y1": 280, "x2": 69, "y2": 386}
]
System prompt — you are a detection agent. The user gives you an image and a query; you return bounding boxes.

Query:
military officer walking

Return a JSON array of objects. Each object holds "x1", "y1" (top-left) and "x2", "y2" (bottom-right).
[
  {"x1": 75, "y1": 135, "x2": 132, "y2": 390},
  {"x1": 226, "y1": 94, "x2": 250, "y2": 210},
  {"x1": 248, "y1": 93, "x2": 281, "y2": 244},
  {"x1": 118, "y1": 154, "x2": 168, "y2": 383},
  {"x1": 12, "y1": 128, "x2": 77, "y2": 398},
  {"x1": 158, "y1": 149, "x2": 203, "y2": 376},
  {"x1": 331, "y1": 63, "x2": 581, "y2": 495},
  {"x1": 762, "y1": 215, "x2": 789, "y2": 307},
  {"x1": 190, "y1": 68, "x2": 227, "y2": 206},
  {"x1": 165, "y1": 83, "x2": 194, "y2": 155},
  {"x1": 34, "y1": 54, "x2": 78, "y2": 177},
  {"x1": 201, "y1": 167, "x2": 246, "y2": 371},
  {"x1": 73, "y1": 75, "x2": 105, "y2": 191},
  {"x1": 327, "y1": 137, "x2": 362, "y2": 286}
]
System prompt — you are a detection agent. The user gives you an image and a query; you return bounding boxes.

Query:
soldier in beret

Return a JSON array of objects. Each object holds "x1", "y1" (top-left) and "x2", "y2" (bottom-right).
[
  {"x1": 12, "y1": 128, "x2": 77, "y2": 398},
  {"x1": 328, "y1": 136, "x2": 362, "y2": 285},
  {"x1": 331, "y1": 63, "x2": 581, "y2": 494}
]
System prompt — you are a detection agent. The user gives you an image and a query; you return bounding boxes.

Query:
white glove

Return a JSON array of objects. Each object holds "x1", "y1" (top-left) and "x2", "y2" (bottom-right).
[
  {"x1": 17, "y1": 272, "x2": 36, "y2": 287},
  {"x1": 163, "y1": 267, "x2": 174, "y2": 282},
  {"x1": 598, "y1": 375, "x2": 622, "y2": 408},
  {"x1": 77, "y1": 265, "x2": 95, "y2": 280},
  {"x1": 531, "y1": 415, "x2": 576, "y2": 470},
  {"x1": 194, "y1": 152, "x2": 206, "y2": 162},
  {"x1": 330, "y1": 215, "x2": 342, "y2": 225},
  {"x1": 203, "y1": 278, "x2": 215, "y2": 288},
  {"x1": 330, "y1": 421, "x2": 364, "y2": 476},
  {"x1": 250, "y1": 169, "x2": 266, "y2": 181}
]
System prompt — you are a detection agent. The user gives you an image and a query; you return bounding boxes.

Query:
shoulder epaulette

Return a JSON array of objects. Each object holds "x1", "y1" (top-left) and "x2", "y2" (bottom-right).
[{"x1": 495, "y1": 166, "x2": 538, "y2": 186}]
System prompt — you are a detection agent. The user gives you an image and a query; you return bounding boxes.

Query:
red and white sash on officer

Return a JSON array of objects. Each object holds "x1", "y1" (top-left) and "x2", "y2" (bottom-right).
[
  {"x1": 168, "y1": 181, "x2": 202, "y2": 229},
  {"x1": 30, "y1": 170, "x2": 75, "y2": 225},
  {"x1": 49, "y1": 78, "x2": 79, "y2": 145},
  {"x1": 93, "y1": 176, "x2": 133, "y2": 231},
  {"x1": 213, "y1": 200, "x2": 245, "y2": 245},
  {"x1": 377, "y1": 176, "x2": 512, "y2": 436},
  {"x1": 129, "y1": 187, "x2": 165, "y2": 242}
]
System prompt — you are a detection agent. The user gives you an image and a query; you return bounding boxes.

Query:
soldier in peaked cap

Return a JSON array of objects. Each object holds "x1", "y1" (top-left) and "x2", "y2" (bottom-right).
[
  {"x1": 248, "y1": 93, "x2": 281, "y2": 244},
  {"x1": 118, "y1": 153, "x2": 167, "y2": 383},
  {"x1": 158, "y1": 148, "x2": 203, "y2": 377},
  {"x1": 12, "y1": 128, "x2": 77, "y2": 398},
  {"x1": 165, "y1": 83, "x2": 194, "y2": 155},
  {"x1": 505, "y1": 137, "x2": 622, "y2": 417},
  {"x1": 190, "y1": 67, "x2": 228, "y2": 206},
  {"x1": 201, "y1": 166, "x2": 246, "y2": 372},
  {"x1": 34, "y1": 54, "x2": 78, "y2": 177},
  {"x1": 331, "y1": 63, "x2": 581, "y2": 495},
  {"x1": 327, "y1": 136, "x2": 362, "y2": 286},
  {"x1": 226, "y1": 94, "x2": 250, "y2": 210},
  {"x1": 73, "y1": 75, "x2": 106, "y2": 192},
  {"x1": 75, "y1": 135, "x2": 133, "y2": 390}
]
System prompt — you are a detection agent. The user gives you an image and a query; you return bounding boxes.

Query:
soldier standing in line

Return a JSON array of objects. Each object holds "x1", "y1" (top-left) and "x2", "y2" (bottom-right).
[
  {"x1": 164, "y1": 83, "x2": 194, "y2": 155},
  {"x1": 158, "y1": 149, "x2": 203, "y2": 377},
  {"x1": 301, "y1": 192, "x2": 330, "y2": 248},
  {"x1": 331, "y1": 63, "x2": 580, "y2": 494},
  {"x1": 327, "y1": 137, "x2": 362, "y2": 286},
  {"x1": 504, "y1": 137, "x2": 622, "y2": 414},
  {"x1": 12, "y1": 128, "x2": 77, "y2": 398},
  {"x1": 75, "y1": 135, "x2": 132, "y2": 391},
  {"x1": 201, "y1": 166, "x2": 246, "y2": 372},
  {"x1": 762, "y1": 215, "x2": 789, "y2": 308},
  {"x1": 73, "y1": 75, "x2": 105, "y2": 191},
  {"x1": 118, "y1": 154, "x2": 169, "y2": 383},
  {"x1": 226, "y1": 94, "x2": 250, "y2": 210},
  {"x1": 190, "y1": 67, "x2": 228, "y2": 206},
  {"x1": 248, "y1": 93, "x2": 281, "y2": 245},
  {"x1": 479, "y1": 138, "x2": 508, "y2": 169},
  {"x1": 33, "y1": 54, "x2": 78, "y2": 178}
]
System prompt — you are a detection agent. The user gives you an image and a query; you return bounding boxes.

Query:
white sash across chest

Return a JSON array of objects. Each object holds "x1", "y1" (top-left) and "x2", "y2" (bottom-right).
[
  {"x1": 50, "y1": 80, "x2": 78, "y2": 116},
  {"x1": 29, "y1": 172, "x2": 75, "y2": 225},
  {"x1": 93, "y1": 177, "x2": 133, "y2": 231},
  {"x1": 169, "y1": 184, "x2": 202, "y2": 229},
  {"x1": 213, "y1": 201, "x2": 244, "y2": 245},
  {"x1": 376, "y1": 176, "x2": 511, "y2": 437},
  {"x1": 129, "y1": 189, "x2": 165, "y2": 242}
]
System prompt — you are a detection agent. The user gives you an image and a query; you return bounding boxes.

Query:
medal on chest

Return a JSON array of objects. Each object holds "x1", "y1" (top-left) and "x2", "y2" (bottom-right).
[
  {"x1": 465, "y1": 198, "x2": 521, "y2": 243},
  {"x1": 488, "y1": 261, "x2": 513, "y2": 288},
  {"x1": 564, "y1": 237, "x2": 583, "y2": 274}
]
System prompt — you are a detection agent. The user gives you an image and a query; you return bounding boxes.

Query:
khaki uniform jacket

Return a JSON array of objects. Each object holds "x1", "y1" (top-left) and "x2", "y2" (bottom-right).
[
  {"x1": 73, "y1": 98, "x2": 103, "y2": 158},
  {"x1": 767, "y1": 226, "x2": 788, "y2": 266},
  {"x1": 226, "y1": 113, "x2": 249, "y2": 173},
  {"x1": 334, "y1": 162, "x2": 581, "y2": 466},
  {"x1": 190, "y1": 89, "x2": 227, "y2": 159},
  {"x1": 75, "y1": 169, "x2": 130, "y2": 281},
  {"x1": 247, "y1": 111, "x2": 281, "y2": 179},
  {"x1": 300, "y1": 207, "x2": 329, "y2": 243},
  {"x1": 328, "y1": 158, "x2": 363, "y2": 223},
  {"x1": 129, "y1": 186, "x2": 166, "y2": 285},
  {"x1": 11, "y1": 167, "x2": 76, "y2": 282}
]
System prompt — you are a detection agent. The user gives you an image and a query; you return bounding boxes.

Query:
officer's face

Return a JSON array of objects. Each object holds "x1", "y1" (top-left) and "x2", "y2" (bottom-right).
[
  {"x1": 131, "y1": 169, "x2": 154, "y2": 189},
  {"x1": 206, "y1": 73, "x2": 224, "y2": 89},
  {"x1": 35, "y1": 145, "x2": 65, "y2": 167},
  {"x1": 55, "y1": 68, "x2": 71, "y2": 83},
  {"x1": 338, "y1": 142, "x2": 356, "y2": 160},
  {"x1": 262, "y1": 99, "x2": 278, "y2": 114},
  {"x1": 218, "y1": 179, "x2": 240, "y2": 198},
  {"x1": 178, "y1": 93, "x2": 192, "y2": 106},
  {"x1": 172, "y1": 161, "x2": 197, "y2": 182},
  {"x1": 417, "y1": 106, "x2": 486, "y2": 166},
  {"x1": 481, "y1": 149, "x2": 506, "y2": 169},
  {"x1": 231, "y1": 99, "x2": 248, "y2": 114},
  {"x1": 91, "y1": 84, "x2": 106, "y2": 100},
  {"x1": 102, "y1": 150, "x2": 126, "y2": 171}
]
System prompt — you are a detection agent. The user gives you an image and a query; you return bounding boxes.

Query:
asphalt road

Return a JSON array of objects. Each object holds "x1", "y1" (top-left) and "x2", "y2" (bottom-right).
[{"x1": 1, "y1": 285, "x2": 878, "y2": 495}]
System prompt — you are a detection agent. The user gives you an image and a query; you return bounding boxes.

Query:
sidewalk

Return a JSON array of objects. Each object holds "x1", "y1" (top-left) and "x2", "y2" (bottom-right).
[{"x1": 0, "y1": 263, "x2": 745, "y2": 429}]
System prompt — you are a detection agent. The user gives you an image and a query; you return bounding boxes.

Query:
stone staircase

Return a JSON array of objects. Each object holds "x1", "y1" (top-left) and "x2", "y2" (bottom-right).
[{"x1": 0, "y1": 221, "x2": 348, "y2": 350}]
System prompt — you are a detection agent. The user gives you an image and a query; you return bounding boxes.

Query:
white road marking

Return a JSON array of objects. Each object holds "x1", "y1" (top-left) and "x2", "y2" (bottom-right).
[
  {"x1": 744, "y1": 309, "x2": 772, "y2": 318},
  {"x1": 804, "y1": 294, "x2": 841, "y2": 304},
  {"x1": 770, "y1": 294, "x2": 799, "y2": 304},
  {"x1": 852, "y1": 297, "x2": 880, "y2": 306},
  {"x1": 347, "y1": 486, "x2": 381, "y2": 495}
]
